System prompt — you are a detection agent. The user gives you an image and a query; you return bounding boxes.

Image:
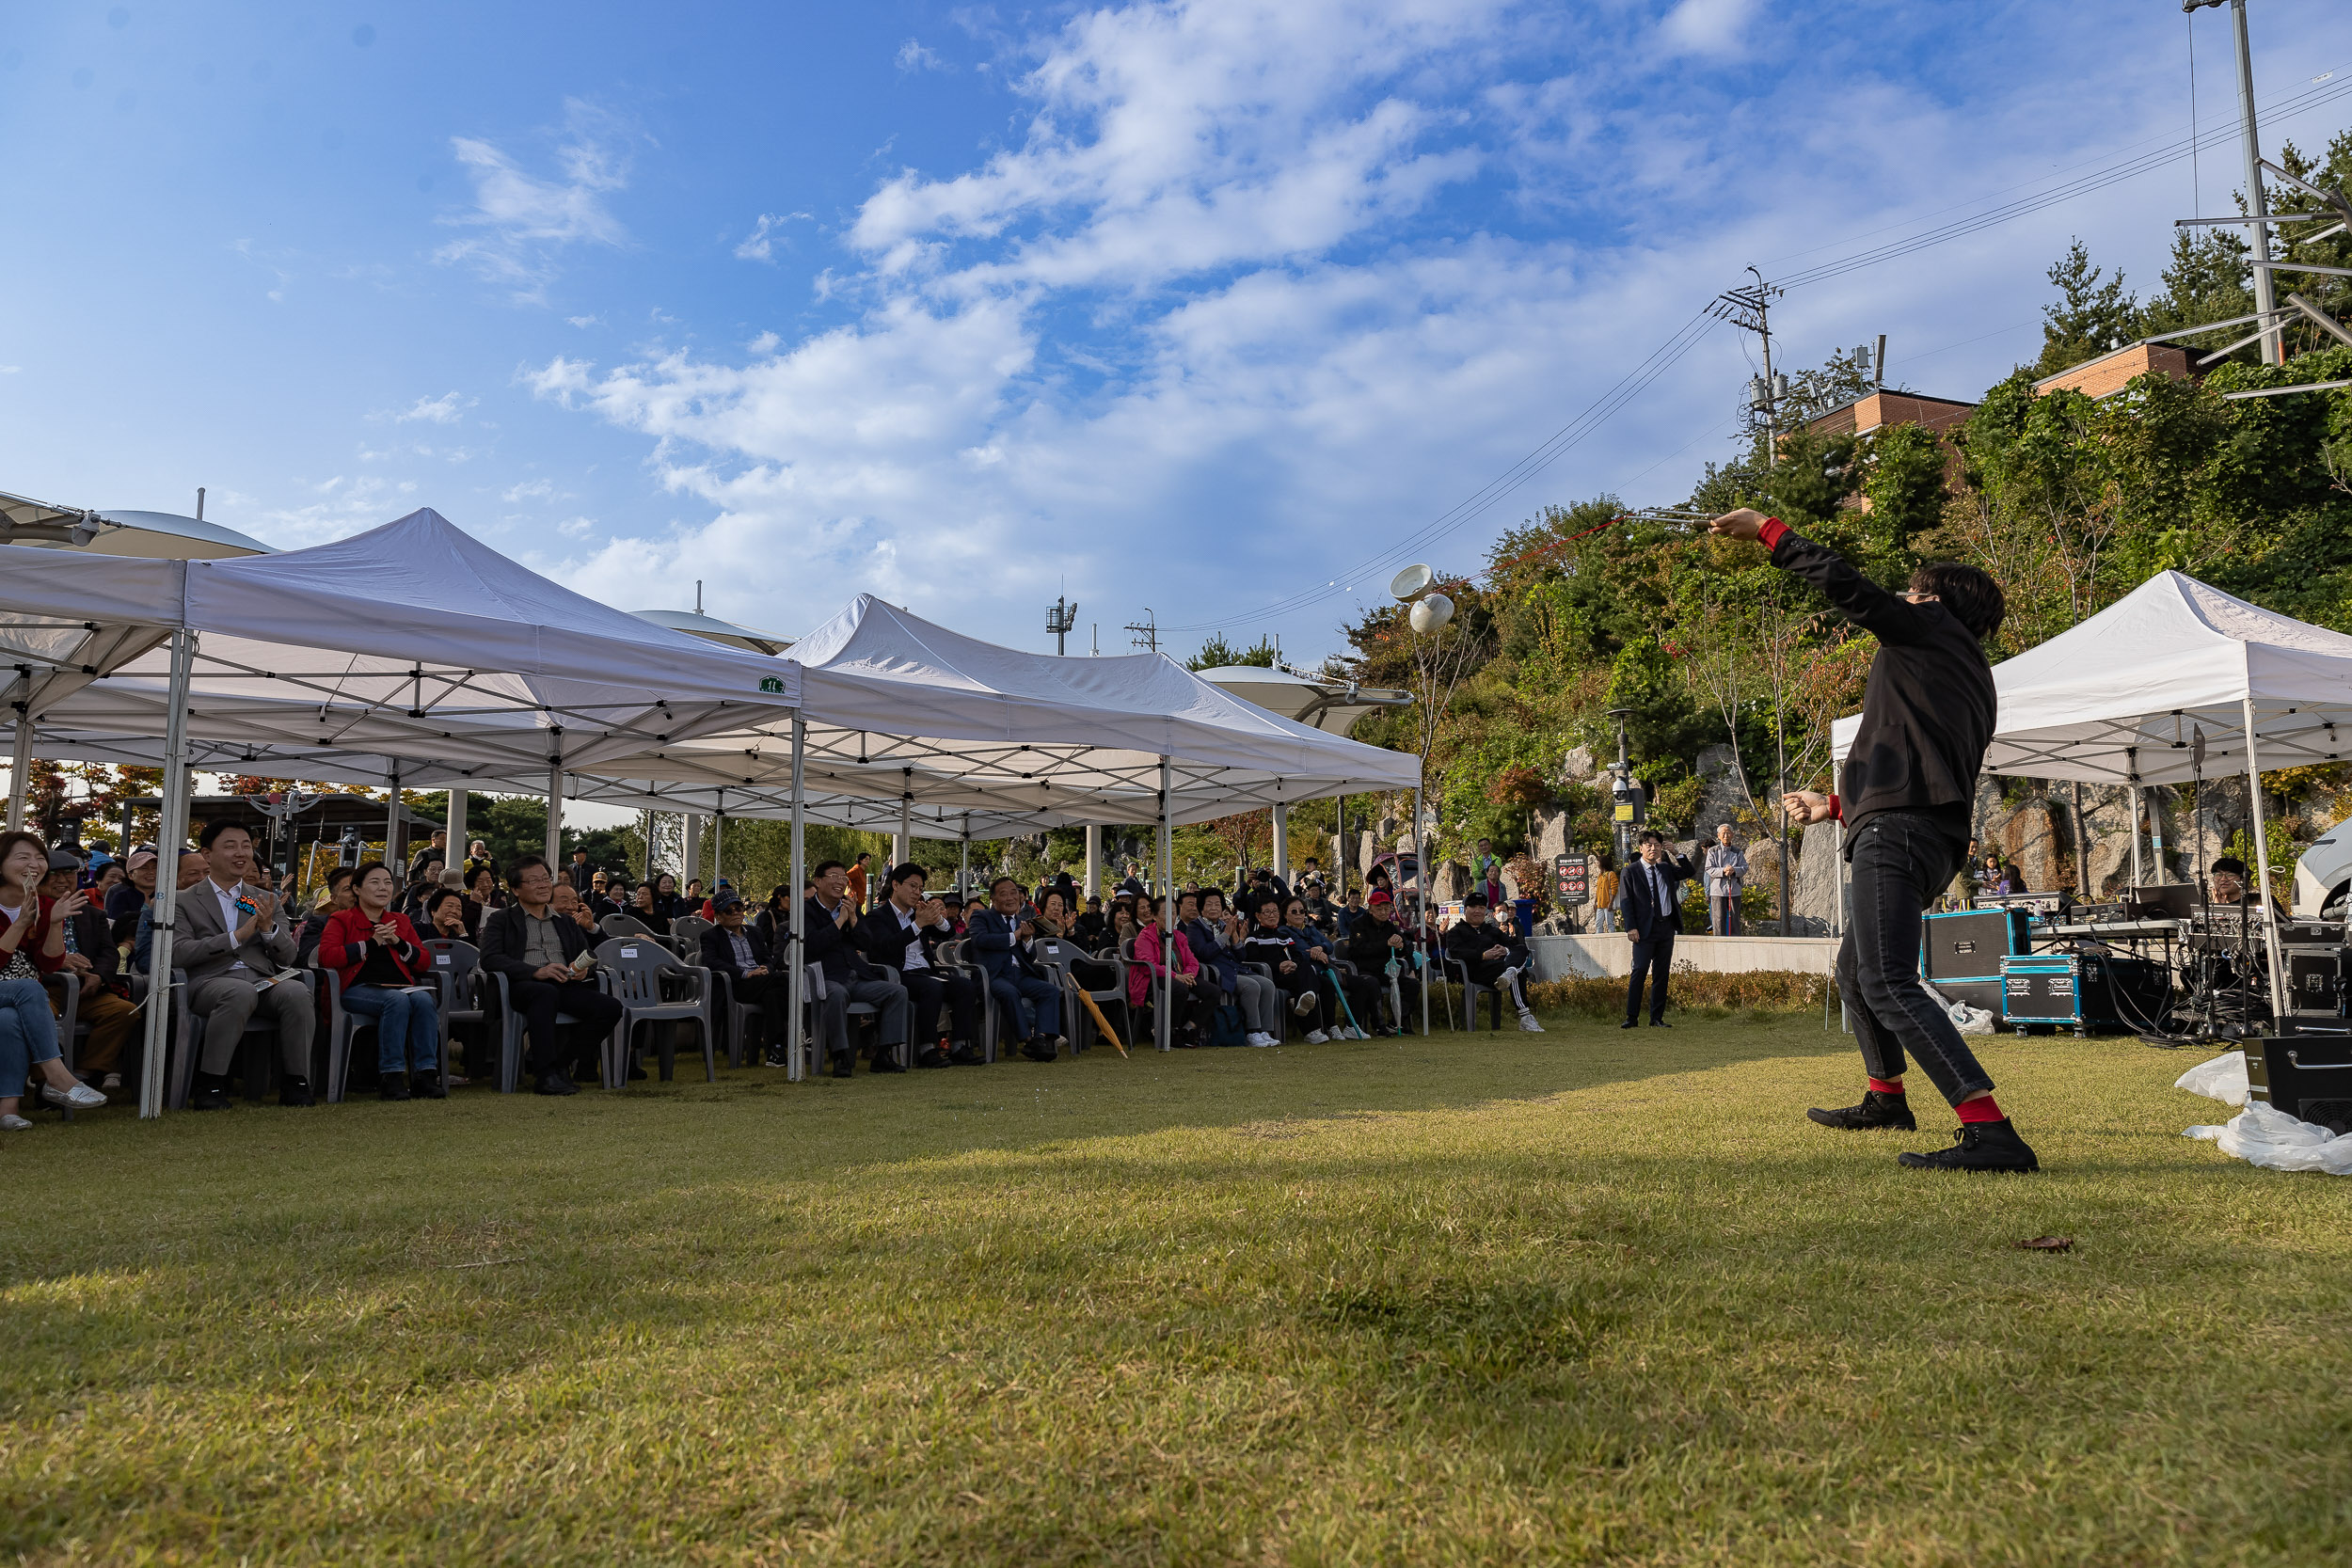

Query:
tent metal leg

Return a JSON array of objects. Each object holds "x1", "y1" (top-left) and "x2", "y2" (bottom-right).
[
  {"x1": 5, "y1": 705, "x2": 29, "y2": 831},
  {"x1": 1158, "y1": 756, "x2": 1173, "y2": 1053},
  {"x1": 1415, "y1": 784, "x2": 1429, "y2": 1036},
  {"x1": 1084, "y1": 824, "x2": 1100, "y2": 899},
  {"x1": 544, "y1": 758, "x2": 563, "y2": 867},
  {"x1": 787, "y1": 717, "x2": 806, "y2": 1083},
  {"x1": 139, "y1": 627, "x2": 196, "y2": 1119},
  {"x1": 682, "y1": 812, "x2": 702, "y2": 890},
  {"x1": 446, "y1": 789, "x2": 468, "y2": 881},
  {"x1": 1272, "y1": 802, "x2": 1288, "y2": 881},
  {"x1": 2243, "y1": 697, "x2": 2289, "y2": 1019}
]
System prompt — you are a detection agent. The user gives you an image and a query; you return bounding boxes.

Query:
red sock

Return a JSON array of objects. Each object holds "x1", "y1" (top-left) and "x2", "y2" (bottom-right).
[
  {"x1": 1956, "y1": 1096, "x2": 2005, "y2": 1124},
  {"x1": 1867, "y1": 1077, "x2": 1905, "y2": 1096}
]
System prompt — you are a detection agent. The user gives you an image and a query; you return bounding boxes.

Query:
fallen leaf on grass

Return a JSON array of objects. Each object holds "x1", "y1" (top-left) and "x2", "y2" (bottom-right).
[{"x1": 2014, "y1": 1236, "x2": 2074, "y2": 1252}]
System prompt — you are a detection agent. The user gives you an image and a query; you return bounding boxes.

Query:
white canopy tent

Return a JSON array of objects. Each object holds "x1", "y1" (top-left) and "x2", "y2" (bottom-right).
[
  {"x1": 1829, "y1": 570, "x2": 2352, "y2": 1013},
  {"x1": 0, "y1": 508, "x2": 803, "y2": 1115}
]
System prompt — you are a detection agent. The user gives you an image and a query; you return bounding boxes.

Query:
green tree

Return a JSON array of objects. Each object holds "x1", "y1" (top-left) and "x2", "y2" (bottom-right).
[
  {"x1": 1185, "y1": 634, "x2": 1278, "y2": 672},
  {"x1": 2033, "y1": 238, "x2": 2140, "y2": 378}
]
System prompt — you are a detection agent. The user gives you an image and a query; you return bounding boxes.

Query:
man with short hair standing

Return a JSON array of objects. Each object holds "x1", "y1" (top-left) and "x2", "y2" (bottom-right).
[
  {"x1": 1613, "y1": 830, "x2": 1694, "y2": 1030},
  {"x1": 1704, "y1": 824, "x2": 1748, "y2": 936},
  {"x1": 179, "y1": 821, "x2": 316, "y2": 1109}
]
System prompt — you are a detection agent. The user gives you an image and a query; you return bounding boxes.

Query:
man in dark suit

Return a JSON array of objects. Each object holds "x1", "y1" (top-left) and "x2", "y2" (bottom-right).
[
  {"x1": 856, "y1": 862, "x2": 981, "y2": 1069},
  {"x1": 699, "y1": 891, "x2": 789, "y2": 1067},
  {"x1": 1613, "y1": 830, "x2": 1695, "y2": 1028},
  {"x1": 478, "y1": 853, "x2": 625, "y2": 1096},
  {"x1": 965, "y1": 875, "x2": 1063, "y2": 1062},
  {"x1": 805, "y1": 859, "x2": 910, "y2": 1077}
]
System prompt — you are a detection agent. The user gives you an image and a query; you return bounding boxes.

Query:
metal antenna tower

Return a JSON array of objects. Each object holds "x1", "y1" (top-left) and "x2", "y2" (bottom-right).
[{"x1": 1045, "y1": 594, "x2": 1078, "y2": 656}]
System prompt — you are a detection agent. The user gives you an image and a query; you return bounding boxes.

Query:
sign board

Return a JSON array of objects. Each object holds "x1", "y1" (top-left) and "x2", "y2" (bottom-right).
[{"x1": 1554, "y1": 853, "x2": 1591, "y2": 906}]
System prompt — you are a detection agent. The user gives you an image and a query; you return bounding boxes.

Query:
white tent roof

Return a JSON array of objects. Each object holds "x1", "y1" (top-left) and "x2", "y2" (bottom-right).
[
  {"x1": 1830, "y1": 570, "x2": 2352, "y2": 784},
  {"x1": 0, "y1": 508, "x2": 802, "y2": 782},
  {"x1": 0, "y1": 490, "x2": 274, "y2": 558},
  {"x1": 1194, "y1": 664, "x2": 1412, "y2": 736}
]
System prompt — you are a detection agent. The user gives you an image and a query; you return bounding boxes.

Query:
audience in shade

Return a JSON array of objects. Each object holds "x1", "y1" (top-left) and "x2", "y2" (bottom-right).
[
  {"x1": 855, "y1": 863, "x2": 980, "y2": 1069},
  {"x1": 803, "y1": 860, "x2": 911, "y2": 1077},
  {"x1": 36, "y1": 849, "x2": 139, "y2": 1088},
  {"x1": 965, "y1": 876, "x2": 1062, "y2": 1063},
  {"x1": 317, "y1": 861, "x2": 443, "y2": 1101},
  {"x1": 700, "y1": 890, "x2": 793, "y2": 1068},
  {"x1": 479, "y1": 854, "x2": 625, "y2": 1098},
  {"x1": 0, "y1": 831, "x2": 111, "y2": 1129},
  {"x1": 181, "y1": 821, "x2": 316, "y2": 1111},
  {"x1": 1340, "y1": 889, "x2": 1421, "y2": 1036}
]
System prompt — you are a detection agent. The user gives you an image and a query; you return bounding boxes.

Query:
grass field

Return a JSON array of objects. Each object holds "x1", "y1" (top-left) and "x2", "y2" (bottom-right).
[{"x1": 5, "y1": 1005, "x2": 2349, "y2": 1565}]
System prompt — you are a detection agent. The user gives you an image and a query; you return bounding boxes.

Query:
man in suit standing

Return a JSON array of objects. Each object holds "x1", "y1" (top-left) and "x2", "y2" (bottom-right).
[
  {"x1": 1613, "y1": 829, "x2": 1695, "y2": 1029},
  {"x1": 857, "y1": 863, "x2": 982, "y2": 1069},
  {"x1": 478, "y1": 853, "x2": 626, "y2": 1096},
  {"x1": 179, "y1": 820, "x2": 317, "y2": 1109},
  {"x1": 805, "y1": 859, "x2": 910, "y2": 1077}
]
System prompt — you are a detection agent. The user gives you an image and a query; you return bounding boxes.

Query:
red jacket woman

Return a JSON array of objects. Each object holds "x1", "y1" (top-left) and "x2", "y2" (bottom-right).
[
  {"x1": 1127, "y1": 921, "x2": 1200, "y2": 1007},
  {"x1": 316, "y1": 902, "x2": 428, "y2": 991}
]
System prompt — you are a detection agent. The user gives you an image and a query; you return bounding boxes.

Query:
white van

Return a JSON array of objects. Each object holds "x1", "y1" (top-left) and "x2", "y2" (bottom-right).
[{"x1": 2294, "y1": 830, "x2": 2352, "y2": 918}]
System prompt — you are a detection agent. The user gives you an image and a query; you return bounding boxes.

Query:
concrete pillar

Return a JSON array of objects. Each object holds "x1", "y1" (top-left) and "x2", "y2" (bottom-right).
[
  {"x1": 1272, "y1": 802, "x2": 1289, "y2": 880},
  {"x1": 682, "y1": 812, "x2": 703, "y2": 888},
  {"x1": 1084, "y1": 824, "x2": 1102, "y2": 898}
]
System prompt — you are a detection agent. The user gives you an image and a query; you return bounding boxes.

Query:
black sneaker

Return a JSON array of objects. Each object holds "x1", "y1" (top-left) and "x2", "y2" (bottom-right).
[
  {"x1": 1022, "y1": 1037, "x2": 1058, "y2": 1062},
  {"x1": 534, "y1": 1070, "x2": 580, "y2": 1097},
  {"x1": 868, "y1": 1052, "x2": 909, "y2": 1074},
  {"x1": 914, "y1": 1046, "x2": 954, "y2": 1069},
  {"x1": 379, "y1": 1071, "x2": 411, "y2": 1101},
  {"x1": 762, "y1": 1046, "x2": 789, "y2": 1069},
  {"x1": 1899, "y1": 1119, "x2": 2041, "y2": 1173},
  {"x1": 830, "y1": 1052, "x2": 854, "y2": 1079},
  {"x1": 1619, "y1": 1020, "x2": 1638, "y2": 1030},
  {"x1": 189, "y1": 1071, "x2": 232, "y2": 1112},
  {"x1": 411, "y1": 1072, "x2": 448, "y2": 1100},
  {"x1": 278, "y1": 1075, "x2": 317, "y2": 1108},
  {"x1": 947, "y1": 1043, "x2": 985, "y2": 1066},
  {"x1": 1806, "y1": 1089, "x2": 1916, "y2": 1132}
]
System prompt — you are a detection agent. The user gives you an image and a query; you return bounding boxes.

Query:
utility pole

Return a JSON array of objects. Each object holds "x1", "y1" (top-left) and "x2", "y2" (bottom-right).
[
  {"x1": 1046, "y1": 594, "x2": 1077, "y2": 656},
  {"x1": 1124, "y1": 610, "x2": 1159, "y2": 654},
  {"x1": 2183, "y1": 3, "x2": 2282, "y2": 362},
  {"x1": 1710, "y1": 268, "x2": 1787, "y2": 465}
]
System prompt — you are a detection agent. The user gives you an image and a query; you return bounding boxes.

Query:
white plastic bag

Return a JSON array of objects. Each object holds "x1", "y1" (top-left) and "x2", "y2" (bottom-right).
[
  {"x1": 2174, "y1": 1049, "x2": 2249, "y2": 1107},
  {"x1": 1948, "y1": 1003, "x2": 1996, "y2": 1035},
  {"x1": 2184, "y1": 1100, "x2": 2352, "y2": 1176}
]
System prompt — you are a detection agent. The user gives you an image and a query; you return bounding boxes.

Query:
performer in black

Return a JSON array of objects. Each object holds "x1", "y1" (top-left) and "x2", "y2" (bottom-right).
[{"x1": 1709, "y1": 507, "x2": 2036, "y2": 1172}]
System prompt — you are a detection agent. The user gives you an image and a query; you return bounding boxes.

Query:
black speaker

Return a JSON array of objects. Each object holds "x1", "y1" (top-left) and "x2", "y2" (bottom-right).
[
  {"x1": 1921, "y1": 909, "x2": 2032, "y2": 983},
  {"x1": 2243, "y1": 1037, "x2": 2352, "y2": 1129}
]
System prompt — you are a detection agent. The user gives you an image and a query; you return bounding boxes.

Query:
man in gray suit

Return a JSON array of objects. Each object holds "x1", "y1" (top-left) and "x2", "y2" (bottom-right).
[{"x1": 180, "y1": 820, "x2": 315, "y2": 1108}]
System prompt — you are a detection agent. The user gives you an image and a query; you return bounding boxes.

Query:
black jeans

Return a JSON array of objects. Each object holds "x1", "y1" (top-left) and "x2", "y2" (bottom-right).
[
  {"x1": 1839, "y1": 812, "x2": 1994, "y2": 1106},
  {"x1": 507, "y1": 978, "x2": 624, "y2": 1077},
  {"x1": 902, "y1": 967, "x2": 980, "y2": 1049},
  {"x1": 1625, "y1": 931, "x2": 1675, "y2": 1022}
]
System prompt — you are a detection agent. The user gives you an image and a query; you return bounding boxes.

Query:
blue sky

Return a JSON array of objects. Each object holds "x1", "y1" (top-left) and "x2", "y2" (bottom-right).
[{"x1": 4, "y1": 0, "x2": 2348, "y2": 668}]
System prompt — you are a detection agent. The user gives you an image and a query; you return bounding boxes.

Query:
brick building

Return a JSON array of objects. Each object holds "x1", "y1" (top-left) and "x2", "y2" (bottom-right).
[
  {"x1": 2031, "y1": 341, "x2": 2196, "y2": 400},
  {"x1": 1804, "y1": 388, "x2": 1979, "y2": 440}
]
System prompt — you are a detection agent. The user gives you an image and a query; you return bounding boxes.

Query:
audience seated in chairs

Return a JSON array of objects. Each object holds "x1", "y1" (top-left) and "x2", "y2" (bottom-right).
[
  {"x1": 965, "y1": 875, "x2": 1062, "y2": 1062},
  {"x1": 317, "y1": 861, "x2": 444, "y2": 1101},
  {"x1": 1283, "y1": 895, "x2": 1372, "y2": 1038},
  {"x1": 1130, "y1": 906, "x2": 1212, "y2": 1047},
  {"x1": 423, "y1": 884, "x2": 475, "y2": 943},
  {"x1": 408, "y1": 828, "x2": 451, "y2": 882},
  {"x1": 1239, "y1": 893, "x2": 1333, "y2": 1041},
  {"x1": 752, "y1": 884, "x2": 791, "y2": 955},
  {"x1": 624, "y1": 880, "x2": 665, "y2": 932},
  {"x1": 1340, "y1": 889, "x2": 1421, "y2": 1036},
  {"x1": 399, "y1": 859, "x2": 445, "y2": 924},
  {"x1": 552, "y1": 881, "x2": 599, "y2": 936},
  {"x1": 0, "y1": 832, "x2": 111, "y2": 1129},
  {"x1": 1071, "y1": 895, "x2": 1107, "y2": 949},
  {"x1": 935, "y1": 892, "x2": 969, "y2": 938},
  {"x1": 804, "y1": 860, "x2": 911, "y2": 1078},
  {"x1": 855, "y1": 862, "x2": 981, "y2": 1069},
  {"x1": 133, "y1": 850, "x2": 210, "y2": 975},
  {"x1": 478, "y1": 854, "x2": 625, "y2": 1097},
  {"x1": 650, "y1": 872, "x2": 687, "y2": 928},
  {"x1": 1183, "y1": 888, "x2": 1279, "y2": 1047},
  {"x1": 1441, "y1": 893, "x2": 1543, "y2": 1032},
  {"x1": 465, "y1": 864, "x2": 505, "y2": 924},
  {"x1": 584, "y1": 870, "x2": 618, "y2": 919},
  {"x1": 179, "y1": 820, "x2": 316, "y2": 1110},
  {"x1": 107, "y1": 848, "x2": 153, "y2": 938},
  {"x1": 36, "y1": 849, "x2": 138, "y2": 1089},
  {"x1": 699, "y1": 890, "x2": 794, "y2": 1068}
]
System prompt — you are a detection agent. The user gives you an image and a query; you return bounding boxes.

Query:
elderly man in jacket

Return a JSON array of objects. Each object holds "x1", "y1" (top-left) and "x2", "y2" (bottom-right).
[{"x1": 965, "y1": 876, "x2": 1062, "y2": 1062}]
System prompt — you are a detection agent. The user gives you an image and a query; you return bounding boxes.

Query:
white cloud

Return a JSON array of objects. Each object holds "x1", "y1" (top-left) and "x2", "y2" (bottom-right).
[
  {"x1": 733, "y1": 212, "x2": 813, "y2": 262},
  {"x1": 395, "y1": 390, "x2": 474, "y2": 424},
  {"x1": 502, "y1": 477, "x2": 554, "y2": 501},
  {"x1": 435, "y1": 99, "x2": 637, "y2": 301},
  {"x1": 0, "y1": 365, "x2": 19, "y2": 374},
  {"x1": 565, "y1": 313, "x2": 602, "y2": 327},
  {"x1": 1661, "y1": 0, "x2": 1756, "y2": 57},
  {"x1": 897, "y1": 39, "x2": 946, "y2": 72}
]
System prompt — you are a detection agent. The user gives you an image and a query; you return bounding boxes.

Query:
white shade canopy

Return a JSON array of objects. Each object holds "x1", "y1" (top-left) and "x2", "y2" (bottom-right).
[
  {"x1": 1830, "y1": 570, "x2": 2352, "y2": 784},
  {"x1": 0, "y1": 507, "x2": 803, "y2": 780},
  {"x1": 1193, "y1": 664, "x2": 1412, "y2": 736}
]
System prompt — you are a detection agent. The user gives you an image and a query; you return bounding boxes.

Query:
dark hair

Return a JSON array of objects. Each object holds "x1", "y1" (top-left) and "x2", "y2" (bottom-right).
[
  {"x1": 0, "y1": 830, "x2": 48, "y2": 873},
  {"x1": 889, "y1": 862, "x2": 927, "y2": 888},
  {"x1": 352, "y1": 860, "x2": 395, "y2": 893},
  {"x1": 425, "y1": 887, "x2": 467, "y2": 919},
  {"x1": 989, "y1": 875, "x2": 1019, "y2": 895},
  {"x1": 1635, "y1": 829, "x2": 1663, "y2": 847},
  {"x1": 655, "y1": 872, "x2": 678, "y2": 893},
  {"x1": 1040, "y1": 889, "x2": 1068, "y2": 918},
  {"x1": 323, "y1": 865, "x2": 354, "y2": 892},
  {"x1": 853, "y1": 851, "x2": 869, "y2": 863},
  {"x1": 507, "y1": 854, "x2": 549, "y2": 882},
  {"x1": 1910, "y1": 562, "x2": 2005, "y2": 641},
  {"x1": 2213, "y1": 856, "x2": 2249, "y2": 877},
  {"x1": 197, "y1": 818, "x2": 250, "y2": 849},
  {"x1": 1200, "y1": 888, "x2": 1227, "y2": 912},
  {"x1": 814, "y1": 860, "x2": 847, "y2": 879},
  {"x1": 1177, "y1": 889, "x2": 1200, "y2": 912}
]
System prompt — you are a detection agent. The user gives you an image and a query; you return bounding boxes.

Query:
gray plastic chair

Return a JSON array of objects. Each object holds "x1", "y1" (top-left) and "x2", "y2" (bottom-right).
[
  {"x1": 596, "y1": 936, "x2": 714, "y2": 1085},
  {"x1": 1031, "y1": 938, "x2": 1118, "y2": 1053},
  {"x1": 800, "y1": 960, "x2": 898, "y2": 1070},
  {"x1": 1442, "y1": 952, "x2": 1507, "y2": 1032},
  {"x1": 169, "y1": 968, "x2": 315, "y2": 1108},
  {"x1": 483, "y1": 968, "x2": 594, "y2": 1094},
  {"x1": 421, "y1": 938, "x2": 485, "y2": 1082}
]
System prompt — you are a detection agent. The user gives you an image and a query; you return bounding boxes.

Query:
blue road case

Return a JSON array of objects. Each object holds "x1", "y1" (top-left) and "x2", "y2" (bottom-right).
[{"x1": 1998, "y1": 952, "x2": 2171, "y2": 1036}]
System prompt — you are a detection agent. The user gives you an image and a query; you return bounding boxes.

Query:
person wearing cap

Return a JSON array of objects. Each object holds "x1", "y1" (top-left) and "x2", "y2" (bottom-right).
[
  {"x1": 1440, "y1": 892, "x2": 1543, "y2": 1032},
  {"x1": 1341, "y1": 888, "x2": 1421, "y2": 1036},
  {"x1": 108, "y1": 849, "x2": 155, "y2": 928},
  {"x1": 36, "y1": 850, "x2": 139, "y2": 1089},
  {"x1": 584, "y1": 870, "x2": 618, "y2": 920},
  {"x1": 936, "y1": 892, "x2": 969, "y2": 938},
  {"x1": 700, "y1": 891, "x2": 793, "y2": 1067}
]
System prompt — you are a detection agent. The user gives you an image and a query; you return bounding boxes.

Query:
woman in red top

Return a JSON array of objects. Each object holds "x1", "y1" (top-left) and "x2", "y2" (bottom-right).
[
  {"x1": 317, "y1": 860, "x2": 443, "y2": 1101},
  {"x1": 1129, "y1": 911, "x2": 1209, "y2": 1047}
]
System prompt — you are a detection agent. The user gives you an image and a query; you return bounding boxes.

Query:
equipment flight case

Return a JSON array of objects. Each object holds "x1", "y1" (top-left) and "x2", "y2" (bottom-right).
[
  {"x1": 1919, "y1": 907, "x2": 2032, "y2": 1018},
  {"x1": 2243, "y1": 1036, "x2": 2352, "y2": 1134},
  {"x1": 1997, "y1": 952, "x2": 2171, "y2": 1036}
]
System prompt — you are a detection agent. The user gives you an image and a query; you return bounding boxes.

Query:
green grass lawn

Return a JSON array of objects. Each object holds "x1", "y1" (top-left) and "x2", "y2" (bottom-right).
[{"x1": 5, "y1": 1006, "x2": 2349, "y2": 1565}]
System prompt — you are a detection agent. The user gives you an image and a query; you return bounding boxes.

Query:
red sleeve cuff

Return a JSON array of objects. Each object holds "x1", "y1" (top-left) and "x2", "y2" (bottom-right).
[
  {"x1": 1756, "y1": 515, "x2": 1789, "y2": 550},
  {"x1": 1827, "y1": 793, "x2": 1842, "y2": 821}
]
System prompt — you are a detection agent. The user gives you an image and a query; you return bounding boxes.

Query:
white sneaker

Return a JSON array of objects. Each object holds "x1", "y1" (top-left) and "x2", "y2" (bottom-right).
[
  {"x1": 102, "y1": 1072, "x2": 122, "y2": 1090},
  {"x1": 1518, "y1": 1010, "x2": 1546, "y2": 1033},
  {"x1": 1498, "y1": 965, "x2": 1522, "y2": 988},
  {"x1": 0, "y1": 1114, "x2": 30, "y2": 1132},
  {"x1": 1246, "y1": 1032, "x2": 1279, "y2": 1049},
  {"x1": 1292, "y1": 992, "x2": 1319, "y2": 1017},
  {"x1": 42, "y1": 1082, "x2": 107, "y2": 1110},
  {"x1": 1349, "y1": 1026, "x2": 1371, "y2": 1039},
  {"x1": 1305, "y1": 1029, "x2": 1329, "y2": 1043}
]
